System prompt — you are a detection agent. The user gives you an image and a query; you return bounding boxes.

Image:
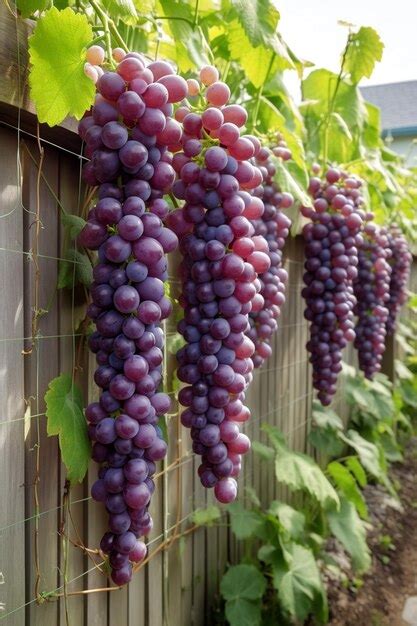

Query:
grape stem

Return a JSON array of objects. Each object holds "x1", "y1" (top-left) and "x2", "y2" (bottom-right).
[
  {"x1": 322, "y1": 32, "x2": 353, "y2": 164},
  {"x1": 153, "y1": 15, "x2": 195, "y2": 28},
  {"x1": 60, "y1": 481, "x2": 71, "y2": 626},
  {"x1": 89, "y1": 0, "x2": 129, "y2": 54},
  {"x1": 251, "y1": 52, "x2": 275, "y2": 132},
  {"x1": 90, "y1": 34, "x2": 107, "y2": 46},
  {"x1": 193, "y1": 0, "x2": 200, "y2": 27}
]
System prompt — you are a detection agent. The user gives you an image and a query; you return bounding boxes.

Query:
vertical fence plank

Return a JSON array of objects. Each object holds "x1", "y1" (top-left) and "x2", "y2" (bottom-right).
[
  {"x1": 191, "y1": 476, "x2": 206, "y2": 624},
  {"x1": 57, "y1": 151, "x2": 86, "y2": 626},
  {"x1": 86, "y1": 352, "x2": 109, "y2": 626},
  {"x1": 0, "y1": 128, "x2": 26, "y2": 625},
  {"x1": 23, "y1": 141, "x2": 61, "y2": 626}
]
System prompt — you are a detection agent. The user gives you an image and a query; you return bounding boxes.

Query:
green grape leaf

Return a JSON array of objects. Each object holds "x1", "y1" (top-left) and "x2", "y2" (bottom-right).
[
  {"x1": 252, "y1": 440, "x2": 275, "y2": 460},
  {"x1": 158, "y1": 0, "x2": 211, "y2": 71},
  {"x1": 29, "y1": 7, "x2": 95, "y2": 126},
  {"x1": 230, "y1": 0, "x2": 280, "y2": 47},
  {"x1": 133, "y1": 0, "x2": 155, "y2": 12},
  {"x1": 45, "y1": 373, "x2": 90, "y2": 483},
  {"x1": 309, "y1": 427, "x2": 345, "y2": 457},
  {"x1": 327, "y1": 461, "x2": 368, "y2": 519},
  {"x1": 102, "y1": 0, "x2": 137, "y2": 24},
  {"x1": 273, "y1": 158, "x2": 312, "y2": 208},
  {"x1": 272, "y1": 544, "x2": 328, "y2": 623},
  {"x1": 363, "y1": 101, "x2": 381, "y2": 149},
  {"x1": 345, "y1": 456, "x2": 367, "y2": 488},
  {"x1": 400, "y1": 380, "x2": 417, "y2": 408},
  {"x1": 340, "y1": 430, "x2": 386, "y2": 482},
  {"x1": 58, "y1": 248, "x2": 93, "y2": 289},
  {"x1": 62, "y1": 213, "x2": 87, "y2": 239},
  {"x1": 54, "y1": 0, "x2": 72, "y2": 9},
  {"x1": 227, "y1": 21, "x2": 293, "y2": 88},
  {"x1": 16, "y1": 0, "x2": 49, "y2": 18},
  {"x1": 345, "y1": 26, "x2": 384, "y2": 84},
  {"x1": 225, "y1": 598, "x2": 262, "y2": 626},
  {"x1": 302, "y1": 69, "x2": 366, "y2": 130},
  {"x1": 267, "y1": 501, "x2": 305, "y2": 540},
  {"x1": 327, "y1": 497, "x2": 371, "y2": 573},
  {"x1": 309, "y1": 409, "x2": 344, "y2": 456},
  {"x1": 264, "y1": 425, "x2": 339, "y2": 509},
  {"x1": 221, "y1": 564, "x2": 266, "y2": 601},
  {"x1": 326, "y1": 112, "x2": 354, "y2": 162},
  {"x1": 395, "y1": 359, "x2": 414, "y2": 381},
  {"x1": 245, "y1": 485, "x2": 261, "y2": 507},
  {"x1": 192, "y1": 505, "x2": 221, "y2": 527},
  {"x1": 312, "y1": 401, "x2": 344, "y2": 431},
  {"x1": 227, "y1": 501, "x2": 263, "y2": 539}
]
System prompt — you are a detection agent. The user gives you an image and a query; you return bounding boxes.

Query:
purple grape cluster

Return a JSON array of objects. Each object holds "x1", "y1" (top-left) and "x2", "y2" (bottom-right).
[
  {"x1": 78, "y1": 51, "x2": 183, "y2": 585},
  {"x1": 353, "y1": 223, "x2": 392, "y2": 378},
  {"x1": 301, "y1": 168, "x2": 365, "y2": 405},
  {"x1": 386, "y1": 227, "x2": 412, "y2": 334},
  {"x1": 246, "y1": 142, "x2": 292, "y2": 368},
  {"x1": 167, "y1": 65, "x2": 272, "y2": 503}
]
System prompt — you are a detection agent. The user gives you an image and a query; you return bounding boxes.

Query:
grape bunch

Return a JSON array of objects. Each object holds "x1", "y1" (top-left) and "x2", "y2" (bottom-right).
[
  {"x1": 78, "y1": 50, "x2": 184, "y2": 585},
  {"x1": 301, "y1": 168, "x2": 365, "y2": 405},
  {"x1": 168, "y1": 65, "x2": 271, "y2": 503},
  {"x1": 353, "y1": 223, "x2": 392, "y2": 378},
  {"x1": 386, "y1": 227, "x2": 412, "y2": 334},
  {"x1": 246, "y1": 140, "x2": 292, "y2": 368}
]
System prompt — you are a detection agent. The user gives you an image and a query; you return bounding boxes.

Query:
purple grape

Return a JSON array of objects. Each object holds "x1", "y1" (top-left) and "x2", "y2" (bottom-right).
[
  {"x1": 113, "y1": 285, "x2": 140, "y2": 314},
  {"x1": 302, "y1": 168, "x2": 365, "y2": 405},
  {"x1": 386, "y1": 227, "x2": 412, "y2": 334},
  {"x1": 353, "y1": 223, "x2": 392, "y2": 378}
]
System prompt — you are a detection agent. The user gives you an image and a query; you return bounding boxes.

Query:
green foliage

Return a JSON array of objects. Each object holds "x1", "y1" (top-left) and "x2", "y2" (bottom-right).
[
  {"x1": 62, "y1": 213, "x2": 87, "y2": 239},
  {"x1": 267, "y1": 501, "x2": 305, "y2": 541},
  {"x1": 16, "y1": 0, "x2": 49, "y2": 18},
  {"x1": 45, "y1": 373, "x2": 90, "y2": 483},
  {"x1": 220, "y1": 564, "x2": 266, "y2": 626},
  {"x1": 264, "y1": 425, "x2": 339, "y2": 509},
  {"x1": 341, "y1": 430, "x2": 387, "y2": 483},
  {"x1": 58, "y1": 248, "x2": 93, "y2": 289},
  {"x1": 273, "y1": 158, "x2": 311, "y2": 208},
  {"x1": 29, "y1": 7, "x2": 95, "y2": 126},
  {"x1": 327, "y1": 461, "x2": 368, "y2": 519},
  {"x1": 102, "y1": 0, "x2": 137, "y2": 24},
  {"x1": 192, "y1": 505, "x2": 221, "y2": 527},
  {"x1": 327, "y1": 497, "x2": 371, "y2": 573},
  {"x1": 309, "y1": 402, "x2": 345, "y2": 456},
  {"x1": 271, "y1": 544, "x2": 328, "y2": 624},
  {"x1": 230, "y1": 0, "x2": 280, "y2": 47},
  {"x1": 158, "y1": 0, "x2": 211, "y2": 71},
  {"x1": 344, "y1": 26, "x2": 384, "y2": 84},
  {"x1": 227, "y1": 501, "x2": 263, "y2": 539}
]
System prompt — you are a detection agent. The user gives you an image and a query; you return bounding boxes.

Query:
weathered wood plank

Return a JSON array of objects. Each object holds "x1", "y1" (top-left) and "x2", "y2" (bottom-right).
[
  {"x1": 0, "y1": 127, "x2": 26, "y2": 626},
  {"x1": 86, "y1": 352, "x2": 109, "y2": 626},
  {"x1": 22, "y1": 141, "x2": 61, "y2": 626},
  {"x1": 58, "y1": 151, "x2": 86, "y2": 626}
]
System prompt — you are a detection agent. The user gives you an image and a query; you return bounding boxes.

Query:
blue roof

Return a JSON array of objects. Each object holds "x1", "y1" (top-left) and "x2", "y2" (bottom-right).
[{"x1": 360, "y1": 81, "x2": 417, "y2": 136}]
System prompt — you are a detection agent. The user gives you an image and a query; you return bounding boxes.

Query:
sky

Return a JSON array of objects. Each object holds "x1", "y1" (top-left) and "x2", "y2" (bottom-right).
[{"x1": 279, "y1": 0, "x2": 417, "y2": 98}]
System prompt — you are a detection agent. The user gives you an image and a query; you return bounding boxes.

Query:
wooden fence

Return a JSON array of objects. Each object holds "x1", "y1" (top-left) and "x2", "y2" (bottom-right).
[
  {"x1": 0, "y1": 117, "x2": 358, "y2": 626},
  {"x1": 0, "y1": 12, "x2": 412, "y2": 623}
]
